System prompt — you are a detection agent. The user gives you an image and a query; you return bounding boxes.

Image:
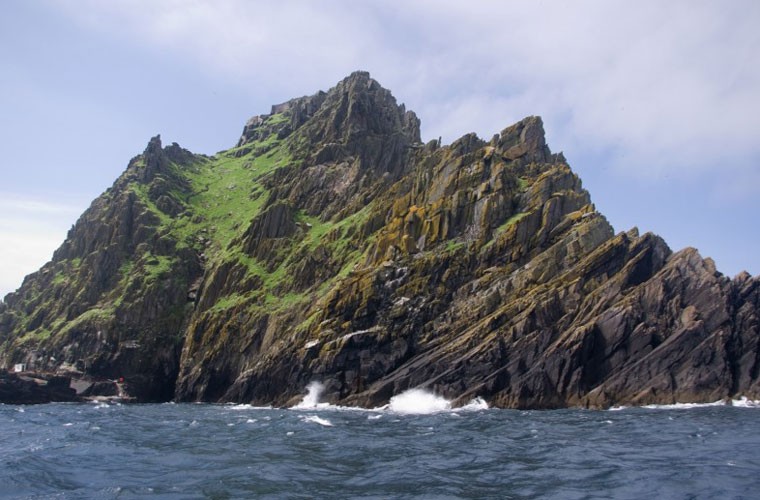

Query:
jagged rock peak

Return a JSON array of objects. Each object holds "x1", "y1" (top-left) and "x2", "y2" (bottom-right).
[
  {"x1": 133, "y1": 134, "x2": 194, "y2": 183},
  {"x1": 237, "y1": 92, "x2": 328, "y2": 147},
  {"x1": 310, "y1": 71, "x2": 421, "y2": 143},
  {"x1": 237, "y1": 71, "x2": 421, "y2": 149},
  {"x1": 497, "y1": 116, "x2": 554, "y2": 163},
  {"x1": 144, "y1": 134, "x2": 162, "y2": 154}
]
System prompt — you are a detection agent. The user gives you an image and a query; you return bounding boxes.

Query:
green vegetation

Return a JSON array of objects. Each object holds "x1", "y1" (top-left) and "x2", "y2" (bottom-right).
[
  {"x1": 51, "y1": 271, "x2": 68, "y2": 286},
  {"x1": 142, "y1": 254, "x2": 175, "y2": 283},
  {"x1": 53, "y1": 306, "x2": 114, "y2": 340},
  {"x1": 481, "y1": 211, "x2": 531, "y2": 252},
  {"x1": 266, "y1": 112, "x2": 288, "y2": 125},
  {"x1": 182, "y1": 145, "x2": 291, "y2": 252},
  {"x1": 446, "y1": 239, "x2": 465, "y2": 253},
  {"x1": 496, "y1": 211, "x2": 529, "y2": 234},
  {"x1": 209, "y1": 293, "x2": 250, "y2": 313}
]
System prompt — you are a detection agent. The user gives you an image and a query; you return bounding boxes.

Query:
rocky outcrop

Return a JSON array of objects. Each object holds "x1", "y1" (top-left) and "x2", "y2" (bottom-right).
[
  {"x1": 1, "y1": 72, "x2": 758, "y2": 408},
  {"x1": 0, "y1": 135, "x2": 202, "y2": 402},
  {"x1": 0, "y1": 370, "x2": 80, "y2": 404}
]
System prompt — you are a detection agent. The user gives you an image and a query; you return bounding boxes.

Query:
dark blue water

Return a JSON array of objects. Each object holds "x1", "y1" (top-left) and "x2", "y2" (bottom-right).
[{"x1": 1, "y1": 400, "x2": 759, "y2": 499}]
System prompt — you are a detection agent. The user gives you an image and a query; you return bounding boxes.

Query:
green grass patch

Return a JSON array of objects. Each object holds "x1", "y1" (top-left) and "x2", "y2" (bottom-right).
[
  {"x1": 181, "y1": 144, "x2": 292, "y2": 255},
  {"x1": 143, "y1": 254, "x2": 175, "y2": 282},
  {"x1": 265, "y1": 291, "x2": 307, "y2": 311},
  {"x1": 119, "y1": 260, "x2": 135, "y2": 279},
  {"x1": 481, "y1": 211, "x2": 531, "y2": 252},
  {"x1": 495, "y1": 212, "x2": 529, "y2": 234},
  {"x1": 51, "y1": 271, "x2": 68, "y2": 286},
  {"x1": 446, "y1": 240, "x2": 465, "y2": 253},
  {"x1": 49, "y1": 306, "x2": 115, "y2": 339},
  {"x1": 209, "y1": 293, "x2": 250, "y2": 313},
  {"x1": 266, "y1": 112, "x2": 288, "y2": 125}
]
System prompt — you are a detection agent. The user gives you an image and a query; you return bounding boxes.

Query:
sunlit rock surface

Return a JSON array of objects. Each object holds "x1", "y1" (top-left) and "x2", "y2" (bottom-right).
[{"x1": 2, "y1": 72, "x2": 758, "y2": 408}]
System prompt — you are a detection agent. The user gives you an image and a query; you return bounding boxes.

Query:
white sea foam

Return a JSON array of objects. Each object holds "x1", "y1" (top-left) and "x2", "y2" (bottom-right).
[
  {"x1": 608, "y1": 405, "x2": 629, "y2": 411},
  {"x1": 459, "y1": 397, "x2": 489, "y2": 411},
  {"x1": 606, "y1": 395, "x2": 760, "y2": 410},
  {"x1": 226, "y1": 404, "x2": 272, "y2": 411},
  {"x1": 608, "y1": 397, "x2": 760, "y2": 411},
  {"x1": 644, "y1": 401, "x2": 727, "y2": 410},
  {"x1": 387, "y1": 388, "x2": 451, "y2": 414},
  {"x1": 384, "y1": 389, "x2": 489, "y2": 414},
  {"x1": 301, "y1": 415, "x2": 334, "y2": 427},
  {"x1": 730, "y1": 397, "x2": 760, "y2": 408},
  {"x1": 288, "y1": 382, "x2": 488, "y2": 415}
]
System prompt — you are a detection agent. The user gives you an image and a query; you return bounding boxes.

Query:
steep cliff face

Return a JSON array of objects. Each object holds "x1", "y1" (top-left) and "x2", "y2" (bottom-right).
[
  {"x1": 1, "y1": 71, "x2": 758, "y2": 408},
  {"x1": 0, "y1": 136, "x2": 202, "y2": 401}
]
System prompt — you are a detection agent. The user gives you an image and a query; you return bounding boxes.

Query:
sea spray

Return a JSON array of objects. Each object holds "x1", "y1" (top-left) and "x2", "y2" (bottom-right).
[
  {"x1": 459, "y1": 397, "x2": 489, "y2": 411},
  {"x1": 388, "y1": 388, "x2": 451, "y2": 414},
  {"x1": 731, "y1": 397, "x2": 760, "y2": 408},
  {"x1": 294, "y1": 381, "x2": 325, "y2": 409},
  {"x1": 289, "y1": 383, "x2": 489, "y2": 414}
]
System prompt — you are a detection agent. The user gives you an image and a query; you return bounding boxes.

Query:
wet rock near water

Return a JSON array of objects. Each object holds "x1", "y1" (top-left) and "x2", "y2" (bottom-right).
[{"x1": 0, "y1": 370, "x2": 81, "y2": 404}]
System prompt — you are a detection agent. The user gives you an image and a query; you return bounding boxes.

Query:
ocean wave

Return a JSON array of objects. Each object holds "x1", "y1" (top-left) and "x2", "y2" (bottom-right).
[
  {"x1": 730, "y1": 397, "x2": 760, "y2": 408},
  {"x1": 225, "y1": 403, "x2": 273, "y2": 411},
  {"x1": 300, "y1": 415, "x2": 334, "y2": 427},
  {"x1": 386, "y1": 389, "x2": 451, "y2": 414},
  {"x1": 291, "y1": 382, "x2": 489, "y2": 415},
  {"x1": 292, "y1": 381, "x2": 327, "y2": 410},
  {"x1": 642, "y1": 397, "x2": 760, "y2": 410}
]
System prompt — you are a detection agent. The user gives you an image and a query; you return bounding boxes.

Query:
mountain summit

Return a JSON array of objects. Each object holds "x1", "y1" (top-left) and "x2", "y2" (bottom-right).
[{"x1": 1, "y1": 73, "x2": 758, "y2": 408}]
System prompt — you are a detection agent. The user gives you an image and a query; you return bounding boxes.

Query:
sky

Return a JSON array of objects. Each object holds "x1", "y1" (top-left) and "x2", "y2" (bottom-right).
[{"x1": 1, "y1": 0, "x2": 759, "y2": 298}]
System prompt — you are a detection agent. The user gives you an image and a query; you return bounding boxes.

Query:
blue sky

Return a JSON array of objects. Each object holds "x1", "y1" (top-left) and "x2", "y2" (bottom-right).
[{"x1": 1, "y1": 0, "x2": 759, "y2": 297}]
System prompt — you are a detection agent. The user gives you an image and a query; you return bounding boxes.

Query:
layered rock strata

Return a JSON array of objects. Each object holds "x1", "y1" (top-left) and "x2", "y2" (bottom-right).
[{"x1": 1, "y1": 71, "x2": 758, "y2": 408}]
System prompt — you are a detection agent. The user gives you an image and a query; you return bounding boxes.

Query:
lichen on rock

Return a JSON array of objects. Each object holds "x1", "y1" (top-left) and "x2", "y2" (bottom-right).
[{"x1": 1, "y1": 72, "x2": 759, "y2": 409}]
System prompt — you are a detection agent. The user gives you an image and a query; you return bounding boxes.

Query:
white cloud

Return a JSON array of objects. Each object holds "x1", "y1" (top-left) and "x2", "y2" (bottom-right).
[
  {"x1": 0, "y1": 195, "x2": 82, "y2": 216},
  {"x1": 0, "y1": 195, "x2": 81, "y2": 298},
  {"x1": 50, "y1": 0, "x2": 760, "y2": 191}
]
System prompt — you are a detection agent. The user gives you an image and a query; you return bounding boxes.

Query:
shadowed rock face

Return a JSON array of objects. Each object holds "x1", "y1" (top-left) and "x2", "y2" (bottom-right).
[{"x1": 1, "y1": 72, "x2": 758, "y2": 408}]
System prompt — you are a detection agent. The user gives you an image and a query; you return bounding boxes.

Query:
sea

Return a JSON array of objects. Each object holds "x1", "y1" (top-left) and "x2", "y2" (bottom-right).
[{"x1": 2, "y1": 384, "x2": 759, "y2": 499}]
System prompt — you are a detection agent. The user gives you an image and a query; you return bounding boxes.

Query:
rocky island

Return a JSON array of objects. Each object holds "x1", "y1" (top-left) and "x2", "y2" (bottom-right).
[{"x1": 1, "y1": 72, "x2": 758, "y2": 408}]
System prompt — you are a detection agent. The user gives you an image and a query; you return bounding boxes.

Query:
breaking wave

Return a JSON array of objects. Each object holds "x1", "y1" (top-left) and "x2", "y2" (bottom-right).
[
  {"x1": 637, "y1": 397, "x2": 760, "y2": 410},
  {"x1": 731, "y1": 397, "x2": 760, "y2": 408},
  {"x1": 290, "y1": 381, "x2": 488, "y2": 414},
  {"x1": 226, "y1": 403, "x2": 272, "y2": 411},
  {"x1": 387, "y1": 388, "x2": 451, "y2": 414},
  {"x1": 386, "y1": 389, "x2": 489, "y2": 415},
  {"x1": 301, "y1": 415, "x2": 334, "y2": 427},
  {"x1": 2, "y1": 399, "x2": 757, "y2": 498},
  {"x1": 293, "y1": 381, "x2": 328, "y2": 409},
  {"x1": 459, "y1": 397, "x2": 489, "y2": 411}
]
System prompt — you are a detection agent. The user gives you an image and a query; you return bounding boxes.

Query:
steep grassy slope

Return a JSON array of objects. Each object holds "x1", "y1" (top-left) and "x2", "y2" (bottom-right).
[{"x1": 1, "y1": 71, "x2": 759, "y2": 408}]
